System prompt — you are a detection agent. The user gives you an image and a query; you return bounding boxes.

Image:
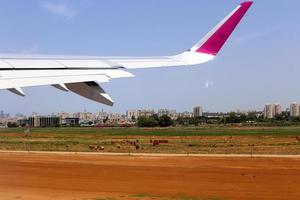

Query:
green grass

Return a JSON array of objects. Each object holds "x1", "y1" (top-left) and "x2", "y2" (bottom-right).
[
  {"x1": 1, "y1": 126, "x2": 300, "y2": 137},
  {"x1": 1, "y1": 126, "x2": 300, "y2": 154}
]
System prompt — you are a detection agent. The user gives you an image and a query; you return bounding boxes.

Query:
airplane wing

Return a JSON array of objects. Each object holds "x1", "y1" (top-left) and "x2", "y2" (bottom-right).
[{"x1": 0, "y1": 1, "x2": 253, "y2": 106}]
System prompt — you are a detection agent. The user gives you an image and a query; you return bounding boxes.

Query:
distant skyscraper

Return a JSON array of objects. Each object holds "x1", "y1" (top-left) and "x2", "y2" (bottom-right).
[
  {"x1": 274, "y1": 103, "x2": 282, "y2": 115},
  {"x1": 264, "y1": 103, "x2": 282, "y2": 119},
  {"x1": 193, "y1": 106, "x2": 203, "y2": 117},
  {"x1": 290, "y1": 102, "x2": 300, "y2": 117},
  {"x1": 264, "y1": 104, "x2": 275, "y2": 119}
]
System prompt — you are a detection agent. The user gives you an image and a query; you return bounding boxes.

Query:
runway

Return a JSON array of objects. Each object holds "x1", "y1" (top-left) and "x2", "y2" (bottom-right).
[{"x1": 0, "y1": 152, "x2": 300, "y2": 200}]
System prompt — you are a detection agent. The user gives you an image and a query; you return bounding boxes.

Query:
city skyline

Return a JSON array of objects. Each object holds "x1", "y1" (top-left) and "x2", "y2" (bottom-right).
[
  {"x1": 0, "y1": 1, "x2": 300, "y2": 114},
  {"x1": 2, "y1": 101, "x2": 300, "y2": 127},
  {"x1": 2, "y1": 101, "x2": 300, "y2": 117}
]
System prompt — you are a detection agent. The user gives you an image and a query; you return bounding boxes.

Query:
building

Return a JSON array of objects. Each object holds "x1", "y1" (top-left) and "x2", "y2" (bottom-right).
[
  {"x1": 62, "y1": 118, "x2": 79, "y2": 126},
  {"x1": 264, "y1": 104, "x2": 275, "y2": 119},
  {"x1": 139, "y1": 109, "x2": 155, "y2": 117},
  {"x1": 290, "y1": 102, "x2": 300, "y2": 117},
  {"x1": 96, "y1": 111, "x2": 109, "y2": 123},
  {"x1": 193, "y1": 106, "x2": 203, "y2": 117},
  {"x1": 168, "y1": 110, "x2": 178, "y2": 120},
  {"x1": 108, "y1": 113, "x2": 122, "y2": 124},
  {"x1": 57, "y1": 111, "x2": 70, "y2": 119},
  {"x1": 126, "y1": 110, "x2": 140, "y2": 120},
  {"x1": 179, "y1": 111, "x2": 194, "y2": 118},
  {"x1": 17, "y1": 119, "x2": 29, "y2": 127},
  {"x1": 274, "y1": 104, "x2": 282, "y2": 115},
  {"x1": 264, "y1": 103, "x2": 282, "y2": 119},
  {"x1": 29, "y1": 116, "x2": 61, "y2": 127},
  {"x1": 157, "y1": 109, "x2": 178, "y2": 120},
  {"x1": 73, "y1": 111, "x2": 96, "y2": 122}
]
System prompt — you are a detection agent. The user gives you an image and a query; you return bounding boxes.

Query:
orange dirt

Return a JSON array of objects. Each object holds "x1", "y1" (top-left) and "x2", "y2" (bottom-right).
[{"x1": 0, "y1": 153, "x2": 300, "y2": 200}]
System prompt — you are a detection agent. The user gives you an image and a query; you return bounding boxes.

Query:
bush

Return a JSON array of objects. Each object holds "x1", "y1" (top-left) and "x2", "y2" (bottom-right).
[
  {"x1": 158, "y1": 115, "x2": 173, "y2": 127},
  {"x1": 137, "y1": 114, "x2": 174, "y2": 127},
  {"x1": 137, "y1": 116, "x2": 158, "y2": 127},
  {"x1": 7, "y1": 122, "x2": 18, "y2": 128}
]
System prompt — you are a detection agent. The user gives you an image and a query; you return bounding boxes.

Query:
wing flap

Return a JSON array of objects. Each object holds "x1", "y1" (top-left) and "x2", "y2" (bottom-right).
[
  {"x1": 66, "y1": 81, "x2": 114, "y2": 106},
  {"x1": 7, "y1": 87, "x2": 25, "y2": 96},
  {"x1": 0, "y1": 69, "x2": 134, "y2": 89},
  {"x1": 52, "y1": 84, "x2": 69, "y2": 92},
  {"x1": 0, "y1": 73, "x2": 110, "y2": 89}
]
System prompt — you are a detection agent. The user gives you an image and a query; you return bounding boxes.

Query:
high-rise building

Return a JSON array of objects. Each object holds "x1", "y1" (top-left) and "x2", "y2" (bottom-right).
[
  {"x1": 290, "y1": 102, "x2": 300, "y2": 117},
  {"x1": 193, "y1": 106, "x2": 203, "y2": 117},
  {"x1": 274, "y1": 103, "x2": 282, "y2": 115},
  {"x1": 264, "y1": 103, "x2": 282, "y2": 119},
  {"x1": 264, "y1": 104, "x2": 275, "y2": 119}
]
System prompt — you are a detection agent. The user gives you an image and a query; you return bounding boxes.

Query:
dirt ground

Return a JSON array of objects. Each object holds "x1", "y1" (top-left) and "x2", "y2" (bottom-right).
[{"x1": 0, "y1": 153, "x2": 300, "y2": 200}]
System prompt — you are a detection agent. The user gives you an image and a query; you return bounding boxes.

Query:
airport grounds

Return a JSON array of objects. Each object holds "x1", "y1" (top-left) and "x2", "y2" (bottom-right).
[
  {"x1": 1, "y1": 125, "x2": 300, "y2": 200},
  {"x1": 1, "y1": 124, "x2": 300, "y2": 154}
]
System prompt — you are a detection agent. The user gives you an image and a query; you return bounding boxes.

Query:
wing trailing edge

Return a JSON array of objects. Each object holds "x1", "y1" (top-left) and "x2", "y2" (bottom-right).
[
  {"x1": 52, "y1": 84, "x2": 69, "y2": 92},
  {"x1": 8, "y1": 87, "x2": 25, "y2": 96},
  {"x1": 65, "y1": 81, "x2": 114, "y2": 106}
]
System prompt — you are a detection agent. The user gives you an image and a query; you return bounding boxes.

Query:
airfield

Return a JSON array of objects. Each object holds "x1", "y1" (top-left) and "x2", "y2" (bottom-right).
[
  {"x1": 1, "y1": 126, "x2": 300, "y2": 154},
  {"x1": 1, "y1": 126, "x2": 300, "y2": 199}
]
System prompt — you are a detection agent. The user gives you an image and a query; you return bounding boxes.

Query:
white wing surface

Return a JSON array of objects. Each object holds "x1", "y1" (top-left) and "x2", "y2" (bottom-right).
[{"x1": 0, "y1": 1, "x2": 253, "y2": 105}]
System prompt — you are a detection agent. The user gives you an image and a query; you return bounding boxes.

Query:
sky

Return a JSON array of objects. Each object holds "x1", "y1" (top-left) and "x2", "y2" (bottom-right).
[{"x1": 0, "y1": 0, "x2": 300, "y2": 115}]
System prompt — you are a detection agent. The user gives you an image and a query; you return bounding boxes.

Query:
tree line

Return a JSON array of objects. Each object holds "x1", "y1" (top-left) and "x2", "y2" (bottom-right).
[{"x1": 136, "y1": 111, "x2": 300, "y2": 127}]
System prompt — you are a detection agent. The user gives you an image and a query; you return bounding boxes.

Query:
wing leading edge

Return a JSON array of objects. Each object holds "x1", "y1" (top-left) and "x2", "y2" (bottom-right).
[{"x1": 0, "y1": 1, "x2": 253, "y2": 105}]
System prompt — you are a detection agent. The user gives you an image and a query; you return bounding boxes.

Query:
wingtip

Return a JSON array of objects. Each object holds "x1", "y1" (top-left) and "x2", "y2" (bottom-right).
[
  {"x1": 240, "y1": 1, "x2": 254, "y2": 7},
  {"x1": 193, "y1": 0, "x2": 254, "y2": 56}
]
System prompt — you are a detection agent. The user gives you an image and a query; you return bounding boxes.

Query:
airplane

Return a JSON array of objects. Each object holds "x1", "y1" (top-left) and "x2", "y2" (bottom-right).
[{"x1": 0, "y1": 1, "x2": 253, "y2": 106}]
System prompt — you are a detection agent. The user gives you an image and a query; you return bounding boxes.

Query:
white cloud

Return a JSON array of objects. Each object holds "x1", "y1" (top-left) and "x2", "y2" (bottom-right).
[{"x1": 41, "y1": 1, "x2": 76, "y2": 19}]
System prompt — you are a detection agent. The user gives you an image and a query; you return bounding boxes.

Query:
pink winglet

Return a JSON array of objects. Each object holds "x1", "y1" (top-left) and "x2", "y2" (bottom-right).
[{"x1": 196, "y1": 1, "x2": 253, "y2": 55}]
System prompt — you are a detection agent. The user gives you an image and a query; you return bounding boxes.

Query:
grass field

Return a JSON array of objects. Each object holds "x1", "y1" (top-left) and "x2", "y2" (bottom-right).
[{"x1": 1, "y1": 126, "x2": 300, "y2": 154}]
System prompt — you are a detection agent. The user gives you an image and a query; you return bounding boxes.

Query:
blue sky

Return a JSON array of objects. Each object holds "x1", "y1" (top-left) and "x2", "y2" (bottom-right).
[{"x1": 0, "y1": 0, "x2": 300, "y2": 115}]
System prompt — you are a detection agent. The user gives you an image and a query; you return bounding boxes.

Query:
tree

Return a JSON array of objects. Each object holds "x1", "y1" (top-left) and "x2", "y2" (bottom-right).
[
  {"x1": 247, "y1": 112, "x2": 258, "y2": 121},
  {"x1": 131, "y1": 116, "x2": 136, "y2": 122},
  {"x1": 7, "y1": 122, "x2": 18, "y2": 128},
  {"x1": 240, "y1": 114, "x2": 247, "y2": 122},
  {"x1": 103, "y1": 116, "x2": 109, "y2": 124},
  {"x1": 176, "y1": 117, "x2": 189, "y2": 126},
  {"x1": 158, "y1": 115, "x2": 173, "y2": 127},
  {"x1": 137, "y1": 115, "x2": 159, "y2": 127},
  {"x1": 226, "y1": 112, "x2": 241, "y2": 124}
]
